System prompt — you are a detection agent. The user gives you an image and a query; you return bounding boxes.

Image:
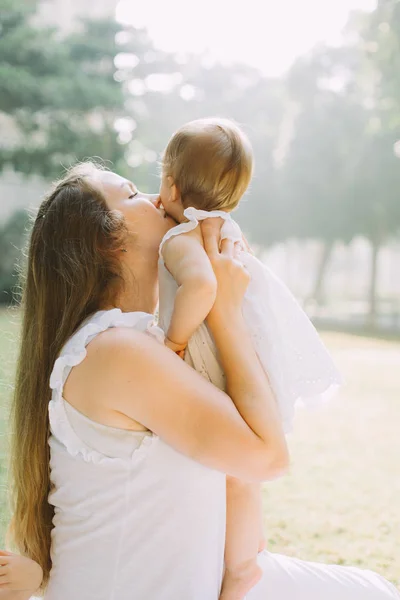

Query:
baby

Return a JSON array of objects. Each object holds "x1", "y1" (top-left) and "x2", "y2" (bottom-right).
[{"x1": 157, "y1": 118, "x2": 341, "y2": 600}]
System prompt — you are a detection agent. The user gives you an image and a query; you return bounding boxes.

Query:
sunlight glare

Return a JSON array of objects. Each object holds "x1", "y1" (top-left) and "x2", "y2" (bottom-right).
[{"x1": 116, "y1": 0, "x2": 377, "y2": 76}]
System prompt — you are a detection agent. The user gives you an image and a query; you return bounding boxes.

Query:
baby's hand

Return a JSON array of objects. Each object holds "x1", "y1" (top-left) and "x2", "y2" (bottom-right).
[
  {"x1": 165, "y1": 337, "x2": 187, "y2": 359},
  {"x1": 0, "y1": 550, "x2": 43, "y2": 592}
]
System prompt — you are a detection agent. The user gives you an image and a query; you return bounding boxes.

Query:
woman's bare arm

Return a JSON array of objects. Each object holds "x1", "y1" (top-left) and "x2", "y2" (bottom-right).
[
  {"x1": 202, "y1": 220, "x2": 287, "y2": 476},
  {"x1": 87, "y1": 220, "x2": 288, "y2": 482}
]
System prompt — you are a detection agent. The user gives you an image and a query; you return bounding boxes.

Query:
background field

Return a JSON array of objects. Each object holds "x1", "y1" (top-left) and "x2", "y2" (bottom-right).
[{"x1": 0, "y1": 309, "x2": 399, "y2": 588}]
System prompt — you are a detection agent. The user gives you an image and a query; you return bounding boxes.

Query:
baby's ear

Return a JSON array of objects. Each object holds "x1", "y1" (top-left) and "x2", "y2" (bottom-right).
[{"x1": 169, "y1": 180, "x2": 181, "y2": 203}]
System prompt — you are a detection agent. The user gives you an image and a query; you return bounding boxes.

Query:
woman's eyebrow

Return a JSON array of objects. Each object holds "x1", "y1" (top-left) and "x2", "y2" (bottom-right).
[
  {"x1": 120, "y1": 181, "x2": 137, "y2": 193},
  {"x1": 127, "y1": 181, "x2": 137, "y2": 192}
]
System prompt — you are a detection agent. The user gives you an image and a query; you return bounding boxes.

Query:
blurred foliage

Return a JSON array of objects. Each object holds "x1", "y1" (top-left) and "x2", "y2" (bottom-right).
[
  {"x1": 364, "y1": 0, "x2": 400, "y2": 129},
  {"x1": 0, "y1": 210, "x2": 31, "y2": 304},
  {"x1": 0, "y1": 0, "x2": 126, "y2": 175},
  {"x1": 0, "y1": 0, "x2": 400, "y2": 317}
]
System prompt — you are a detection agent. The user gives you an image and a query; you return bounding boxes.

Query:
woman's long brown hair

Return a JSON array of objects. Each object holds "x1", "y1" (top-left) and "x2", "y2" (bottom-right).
[{"x1": 10, "y1": 162, "x2": 127, "y2": 585}]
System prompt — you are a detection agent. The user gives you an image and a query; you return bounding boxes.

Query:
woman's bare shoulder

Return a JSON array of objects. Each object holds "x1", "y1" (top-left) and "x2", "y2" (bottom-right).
[
  {"x1": 85, "y1": 326, "x2": 166, "y2": 374},
  {"x1": 63, "y1": 327, "x2": 168, "y2": 429}
]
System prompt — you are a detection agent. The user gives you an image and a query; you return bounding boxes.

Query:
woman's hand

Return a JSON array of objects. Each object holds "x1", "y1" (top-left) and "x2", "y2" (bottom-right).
[
  {"x1": 200, "y1": 218, "x2": 250, "y2": 326},
  {"x1": 0, "y1": 550, "x2": 43, "y2": 593}
]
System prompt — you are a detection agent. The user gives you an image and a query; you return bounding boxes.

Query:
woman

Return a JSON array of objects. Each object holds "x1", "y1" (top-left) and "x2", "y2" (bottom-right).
[{"x1": 4, "y1": 162, "x2": 399, "y2": 599}]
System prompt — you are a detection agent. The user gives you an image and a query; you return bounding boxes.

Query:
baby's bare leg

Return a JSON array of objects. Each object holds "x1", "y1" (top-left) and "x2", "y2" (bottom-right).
[{"x1": 219, "y1": 477, "x2": 264, "y2": 600}]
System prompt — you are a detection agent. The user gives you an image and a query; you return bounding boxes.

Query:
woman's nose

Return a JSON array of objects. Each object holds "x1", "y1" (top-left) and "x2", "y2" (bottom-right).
[{"x1": 149, "y1": 194, "x2": 162, "y2": 208}]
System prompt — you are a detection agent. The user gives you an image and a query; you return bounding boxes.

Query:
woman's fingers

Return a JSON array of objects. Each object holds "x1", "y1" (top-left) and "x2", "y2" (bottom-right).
[
  {"x1": 220, "y1": 237, "x2": 234, "y2": 256},
  {"x1": 201, "y1": 218, "x2": 223, "y2": 258},
  {"x1": 221, "y1": 239, "x2": 245, "y2": 261},
  {"x1": 241, "y1": 233, "x2": 253, "y2": 254},
  {"x1": 201, "y1": 219, "x2": 245, "y2": 266},
  {"x1": 233, "y1": 241, "x2": 243, "y2": 259}
]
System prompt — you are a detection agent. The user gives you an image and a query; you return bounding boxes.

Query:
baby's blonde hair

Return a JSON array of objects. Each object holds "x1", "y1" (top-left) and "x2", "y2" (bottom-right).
[{"x1": 162, "y1": 117, "x2": 253, "y2": 212}]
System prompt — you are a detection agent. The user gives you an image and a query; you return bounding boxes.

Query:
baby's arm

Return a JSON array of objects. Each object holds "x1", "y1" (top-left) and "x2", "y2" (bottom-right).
[
  {"x1": 162, "y1": 230, "x2": 217, "y2": 353},
  {"x1": 0, "y1": 550, "x2": 43, "y2": 598}
]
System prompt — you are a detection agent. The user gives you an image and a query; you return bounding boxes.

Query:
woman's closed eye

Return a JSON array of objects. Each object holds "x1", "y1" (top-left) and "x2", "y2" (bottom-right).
[{"x1": 126, "y1": 180, "x2": 139, "y2": 199}]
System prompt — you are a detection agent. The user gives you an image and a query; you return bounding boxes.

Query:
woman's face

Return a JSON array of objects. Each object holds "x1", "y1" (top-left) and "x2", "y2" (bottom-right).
[{"x1": 98, "y1": 170, "x2": 176, "y2": 251}]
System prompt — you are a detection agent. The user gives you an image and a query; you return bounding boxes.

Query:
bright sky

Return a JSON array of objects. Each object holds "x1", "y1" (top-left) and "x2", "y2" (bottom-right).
[{"x1": 116, "y1": 0, "x2": 377, "y2": 76}]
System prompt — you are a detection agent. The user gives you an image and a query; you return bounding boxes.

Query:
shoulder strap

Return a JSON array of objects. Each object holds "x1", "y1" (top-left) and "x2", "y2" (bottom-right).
[
  {"x1": 48, "y1": 308, "x2": 163, "y2": 463},
  {"x1": 159, "y1": 220, "x2": 200, "y2": 258},
  {"x1": 49, "y1": 309, "x2": 163, "y2": 400},
  {"x1": 159, "y1": 206, "x2": 244, "y2": 258}
]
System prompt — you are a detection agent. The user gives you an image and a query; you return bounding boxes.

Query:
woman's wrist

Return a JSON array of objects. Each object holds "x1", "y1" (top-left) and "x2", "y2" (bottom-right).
[
  {"x1": 207, "y1": 308, "x2": 247, "y2": 353},
  {"x1": 207, "y1": 305, "x2": 243, "y2": 332}
]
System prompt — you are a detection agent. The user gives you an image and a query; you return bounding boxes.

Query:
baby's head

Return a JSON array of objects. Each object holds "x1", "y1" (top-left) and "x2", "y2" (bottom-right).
[{"x1": 160, "y1": 118, "x2": 253, "y2": 222}]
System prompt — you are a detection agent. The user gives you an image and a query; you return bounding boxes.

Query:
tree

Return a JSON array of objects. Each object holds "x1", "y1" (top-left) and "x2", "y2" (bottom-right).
[
  {"x1": 350, "y1": 1, "x2": 400, "y2": 324},
  {"x1": 279, "y1": 36, "x2": 400, "y2": 319},
  {"x1": 0, "y1": 0, "x2": 126, "y2": 177},
  {"x1": 349, "y1": 129, "x2": 400, "y2": 325},
  {"x1": 278, "y1": 46, "x2": 367, "y2": 304},
  {"x1": 0, "y1": 210, "x2": 31, "y2": 305},
  {"x1": 363, "y1": 0, "x2": 400, "y2": 129}
]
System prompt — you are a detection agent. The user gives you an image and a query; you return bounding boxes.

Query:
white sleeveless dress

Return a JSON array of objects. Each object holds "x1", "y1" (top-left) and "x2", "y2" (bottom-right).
[
  {"x1": 40, "y1": 309, "x2": 399, "y2": 599},
  {"x1": 158, "y1": 207, "x2": 343, "y2": 432}
]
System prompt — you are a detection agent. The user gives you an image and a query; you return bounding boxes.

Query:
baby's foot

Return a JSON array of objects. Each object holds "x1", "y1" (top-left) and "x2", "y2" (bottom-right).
[{"x1": 219, "y1": 561, "x2": 262, "y2": 600}]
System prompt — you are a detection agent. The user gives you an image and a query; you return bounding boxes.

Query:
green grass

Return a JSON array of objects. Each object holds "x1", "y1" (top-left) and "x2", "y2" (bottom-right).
[
  {"x1": 0, "y1": 310, "x2": 399, "y2": 588},
  {"x1": 263, "y1": 332, "x2": 400, "y2": 587}
]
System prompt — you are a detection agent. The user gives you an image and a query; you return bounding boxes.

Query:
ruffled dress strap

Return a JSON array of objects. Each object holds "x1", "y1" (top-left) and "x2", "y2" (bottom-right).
[
  {"x1": 159, "y1": 207, "x2": 243, "y2": 258},
  {"x1": 48, "y1": 308, "x2": 164, "y2": 464}
]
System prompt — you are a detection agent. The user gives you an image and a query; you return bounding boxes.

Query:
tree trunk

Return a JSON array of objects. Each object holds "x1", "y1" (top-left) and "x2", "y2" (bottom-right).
[
  {"x1": 368, "y1": 239, "x2": 380, "y2": 329},
  {"x1": 310, "y1": 240, "x2": 334, "y2": 306}
]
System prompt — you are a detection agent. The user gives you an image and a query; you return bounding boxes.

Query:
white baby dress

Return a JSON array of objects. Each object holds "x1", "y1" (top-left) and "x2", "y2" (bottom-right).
[{"x1": 158, "y1": 207, "x2": 342, "y2": 432}]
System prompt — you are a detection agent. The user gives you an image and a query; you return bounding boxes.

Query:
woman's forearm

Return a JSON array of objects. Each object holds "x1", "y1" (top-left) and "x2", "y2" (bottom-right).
[{"x1": 208, "y1": 309, "x2": 288, "y2": 475}]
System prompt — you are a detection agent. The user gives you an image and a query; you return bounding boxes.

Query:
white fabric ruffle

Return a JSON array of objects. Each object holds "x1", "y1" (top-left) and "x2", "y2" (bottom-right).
[
  {"x1": 48, "y1": 308, "x2": 164, "y2": 465},
  {"x1": 159, "y1": 207, "x2": 242, "y2": 257}
]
